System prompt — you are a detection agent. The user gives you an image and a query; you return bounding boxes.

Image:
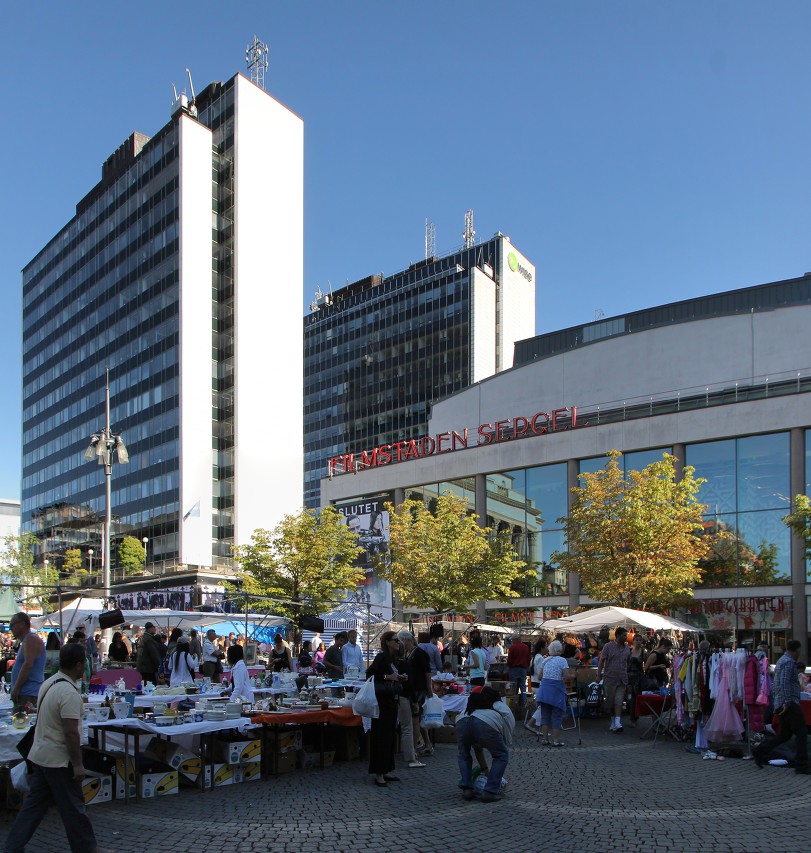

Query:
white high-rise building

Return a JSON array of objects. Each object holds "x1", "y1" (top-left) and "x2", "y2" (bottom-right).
[{"x1": 22, "y1": 74, "x2": 303, "y2": 577}]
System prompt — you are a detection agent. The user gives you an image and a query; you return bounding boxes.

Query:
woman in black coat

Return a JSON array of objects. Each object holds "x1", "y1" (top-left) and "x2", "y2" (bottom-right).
[{"x1": 366, "y1": 631, "x2": 407, "y2": 787}]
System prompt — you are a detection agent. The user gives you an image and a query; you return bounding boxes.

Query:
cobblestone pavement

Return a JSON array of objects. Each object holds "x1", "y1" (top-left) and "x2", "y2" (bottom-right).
[{"x1": 2, "y1": 716, "x2": 809, "y2": 853}]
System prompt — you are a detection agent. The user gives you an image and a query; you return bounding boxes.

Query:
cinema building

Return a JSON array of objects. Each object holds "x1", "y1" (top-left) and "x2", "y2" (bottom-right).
[{"x1": 322, "y1": 273, "x2": 811, "y2": 646}]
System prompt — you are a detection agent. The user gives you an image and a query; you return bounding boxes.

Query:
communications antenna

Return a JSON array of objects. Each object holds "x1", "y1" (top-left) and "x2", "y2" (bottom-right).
[
  {"x1": 424, "y1": 219, "x2": 436, "y2": 259},
  {"x1": 246, "y1": 36, "x2": 269, "y2": 89},
  {"x1": 463, "y1": 209, "x2": 475, "y2": 248}
]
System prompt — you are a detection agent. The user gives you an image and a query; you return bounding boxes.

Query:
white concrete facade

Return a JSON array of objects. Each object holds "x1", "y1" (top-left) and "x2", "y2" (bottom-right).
[
  {"x1": 233, "y1": 76, "x2": 304, "y2": 540},
  {"x1": 178, "y1": 115, "x2": 215, "y2": 567}
]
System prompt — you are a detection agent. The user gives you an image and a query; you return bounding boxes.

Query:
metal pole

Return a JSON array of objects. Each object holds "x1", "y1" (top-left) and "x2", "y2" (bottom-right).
[{"x1": 101, "y1": 371, "x2": 113, "y2": 651}]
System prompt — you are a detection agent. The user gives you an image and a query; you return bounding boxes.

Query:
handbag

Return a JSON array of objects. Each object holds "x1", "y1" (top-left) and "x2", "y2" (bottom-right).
[
  {"x1": 352, "y1": 676, "x2": 380, "y2": 718},
  {"x1": 10, "y1": 760, "x2": 30, "y2": 793}
]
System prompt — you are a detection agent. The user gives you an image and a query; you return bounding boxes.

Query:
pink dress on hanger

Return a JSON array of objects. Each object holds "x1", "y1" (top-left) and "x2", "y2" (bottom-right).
[{"x1": 703, "y1": 657, "x2": 744, "y2": 743}]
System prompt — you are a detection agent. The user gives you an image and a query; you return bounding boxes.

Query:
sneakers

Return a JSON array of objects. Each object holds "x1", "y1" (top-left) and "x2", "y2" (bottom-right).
[
  {"x1": 540, "y1": 739, "x2": 551, "y2": 746},
  {"x1": 407, "y1": 760, "x2": 426, "y2": 768},
  {"x1": 461, "y1": 787, "x2": 475, "y2": 800},
  {"x1": 524, "y1": 721, "x2": 538, "y2": 733},
  {"x1": 417, "y1": 747, "x2": 434, "y2": 757},
  {"x1": 615, "y1": 726, "x2": 623, "y2": 734},
  {"x1": 552, "y1": 741, "x2": 565, "y2": 747},
  {"x1": 608, "y1": 721, "x2": 618, "y2": 732}
]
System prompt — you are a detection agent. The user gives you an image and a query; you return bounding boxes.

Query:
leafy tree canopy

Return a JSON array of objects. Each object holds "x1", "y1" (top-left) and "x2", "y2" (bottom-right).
[
  {"x1": 231, "y1": 506, "x2": 365, "y2": 619},
  {"x1": 62, "y1": 548, "x2": 90, "y2": 587},
  {"x1": 118, "y1": 536, "x2": 146, "y2": 575},
  {"x1": 376, "y1": 491, "x2": 529, "y2": 614},
  {"x1": 1, "y1": 532, "x2": 57, "y2": 610},
  {"x1": 553, "y1": 451, "x2": 708, "y2": 611}
]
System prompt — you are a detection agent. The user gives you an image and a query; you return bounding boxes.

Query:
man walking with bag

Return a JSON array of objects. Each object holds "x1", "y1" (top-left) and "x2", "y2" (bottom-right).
[{"x1": 4, "y1": 642, "x2": 111, "y2": 853}]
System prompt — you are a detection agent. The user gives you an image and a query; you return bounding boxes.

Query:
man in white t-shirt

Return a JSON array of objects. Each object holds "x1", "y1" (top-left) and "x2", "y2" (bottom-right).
[
  {"x1": 5, "y1": 642, "x2": 110, "y2": 853},
  {"x1": 341, "y1": 629, "x2": 365, "y2": 674}
]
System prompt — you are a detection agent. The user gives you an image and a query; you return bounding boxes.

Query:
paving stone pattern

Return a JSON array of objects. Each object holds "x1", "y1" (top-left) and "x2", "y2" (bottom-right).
[{"x1": 1, "y1": 717, "x2": 809, "y2": 853}]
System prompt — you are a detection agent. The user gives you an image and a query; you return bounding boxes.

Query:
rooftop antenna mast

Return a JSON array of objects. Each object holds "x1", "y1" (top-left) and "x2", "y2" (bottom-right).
[
  {"x1": 463, "y1": 209, "x2": 475, "y2": 249},
  {"x1": 246, "y1": 35, "x2": 269, "y2": 89},
  {"x1": 424, "y1": 219, "x2": 436, "y2": 260},
  {"x1": 185, "y1": 68, "x2": 198, "y2": 117}
]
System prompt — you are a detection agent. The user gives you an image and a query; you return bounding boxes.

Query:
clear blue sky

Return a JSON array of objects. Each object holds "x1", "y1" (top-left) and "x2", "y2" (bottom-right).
[{"x1": 2, "y1": 1, "x2": 810, "y2": 501}]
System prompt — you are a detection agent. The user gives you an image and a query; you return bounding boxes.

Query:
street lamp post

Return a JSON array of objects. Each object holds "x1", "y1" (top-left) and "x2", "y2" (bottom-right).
[
  {"x1": 84, "y1": 369, "x2": 129, "y2": 620},
  {"x1": 142, "y1": 537, "x2": 148, "y2": 575},
  {"x1": 88, "y1": 549, "x2": 94, "y2": 583}
]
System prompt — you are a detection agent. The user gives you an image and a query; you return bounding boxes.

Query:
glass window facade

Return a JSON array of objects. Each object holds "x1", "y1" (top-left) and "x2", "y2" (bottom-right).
[
  {"x1": 486, "y1": 464, "x2": 569, "y2": 597},
  {"x1": 687, "y1": 433, "x2": 791, "y2": 586},
  {"x1": 21, "y1": 79, "x2": 237, "y2": 572},
  {"x1": 302, "y1": 238, "x2": 512, "y2": 507}
]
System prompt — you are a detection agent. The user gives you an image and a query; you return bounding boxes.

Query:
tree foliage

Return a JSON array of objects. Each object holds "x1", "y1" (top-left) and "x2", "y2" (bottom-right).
[
  {"x1": 1, "y1": 532, "x2": 57, "y2": 610},
  {"x1": 231, "y1": 506, "x2": 365, "y2": 619},
  {"x1": 118, "y1": 536, "x2": 146, "y2": 575},
  {"x1": 62, "y1": 548, "x2": 90, "y2": 587},
  {"x1": 783, "y1": 493, "x2": 811, "y2": 561},
  {"x1": 553, "y1": 452, "x2": 709, "y2": 611},
  {"x1": 375, "y1": 492, "x2": 529, "y2": 614}
]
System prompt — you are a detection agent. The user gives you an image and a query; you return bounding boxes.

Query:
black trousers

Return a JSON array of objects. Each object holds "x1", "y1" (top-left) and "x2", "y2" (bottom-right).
[
  {"x1": 755, "y1": 702, "x2": 808, "y2": 768},
  {"x1": 368, "y1": 699, "x2": 398, "y2": 775}
]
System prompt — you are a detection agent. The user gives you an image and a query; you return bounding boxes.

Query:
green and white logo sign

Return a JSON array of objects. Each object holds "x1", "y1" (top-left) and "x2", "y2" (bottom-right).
[{"x1": 507, "y1": 252, "x2": 532, "y2": 282}]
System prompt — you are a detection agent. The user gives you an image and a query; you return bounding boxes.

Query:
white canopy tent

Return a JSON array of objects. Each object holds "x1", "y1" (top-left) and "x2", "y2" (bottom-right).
[
  {"x1": 410, "y1": 620, "x2": 512, "y2": 636},
  {"x1": 32, "y1": 599, "x2": 288, "y2": 637},
  {"x1": 538, "y1": 605, "x2": 698, "y2": 634},
  {"x1": 31, "y1": 596, "x2": 107, "y2": 635}
]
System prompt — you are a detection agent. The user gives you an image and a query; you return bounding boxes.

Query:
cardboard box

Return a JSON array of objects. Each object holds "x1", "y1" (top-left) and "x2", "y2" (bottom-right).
[
  {"x1": 431, "y1": 725, "x2": 457, "y2": 743},
  {"x1": 197, "y1": 762, "x2": 243, "y2": 787},
  {"x1": 113, "y1": 758, "x2": 177, "y2": 799},
  {"x1": 82, "y1": 771, "x2": 112, "y2": 805},
  {"x1": 143, "y1": 738, "x2": 199, "y2": 772},
  {"x1": 240, "y1": 761, "x2": 262, "y2": 783},
  {"x1": 272, "y1": 727, "x2": 303, "y2": 753},
  {"x1": 298, "y1": 749, "x2": 335, "y2": 769},
  {"x1": 267, "y1": 750, "x2": 296, "y2": 776},
  {"x1": 213, "y1": 736, "x2": 262, "y2": 765},
  {"x1": 331, "y1": 728, "x2": 361, "y2": 761},
  {"x1": 178, "y1": 755, "x2": 203, "y2": 781}
]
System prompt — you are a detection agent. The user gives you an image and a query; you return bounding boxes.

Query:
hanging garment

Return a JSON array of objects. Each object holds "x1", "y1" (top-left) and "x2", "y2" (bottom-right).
[{"x1": 703, "y1": 655, "x2": 744, "y2": 743}]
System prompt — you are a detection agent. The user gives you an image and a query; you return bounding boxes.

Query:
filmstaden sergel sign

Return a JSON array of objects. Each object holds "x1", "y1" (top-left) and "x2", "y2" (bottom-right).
[{"x1": 328, "y1": 405, "x2": 587, "y2": 476}]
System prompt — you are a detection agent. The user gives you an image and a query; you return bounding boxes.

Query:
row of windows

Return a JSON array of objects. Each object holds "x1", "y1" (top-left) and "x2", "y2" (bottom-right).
[
  {"x1": 373, "y1": 430, "x2": 808, "y2": 595},
  {"x1": 24, "y1": 136, "x2": 180, "y2": 300}
]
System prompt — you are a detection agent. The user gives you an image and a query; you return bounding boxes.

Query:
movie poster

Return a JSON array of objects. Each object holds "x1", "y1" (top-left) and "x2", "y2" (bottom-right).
[{"x1": 336, "y1": 495, "x2": 393, "y2": 620}]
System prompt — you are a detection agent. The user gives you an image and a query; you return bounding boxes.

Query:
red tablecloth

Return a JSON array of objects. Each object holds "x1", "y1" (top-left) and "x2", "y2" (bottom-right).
[
  {"x1": 772, "y1": 700, "x2": 811, "y2": 734},
  {"x1": 635, "y1": 694, "x2": 670, "y2": 718},
  {"x1": 252, "y1": 706, "x2": 360, "y2": 727}
]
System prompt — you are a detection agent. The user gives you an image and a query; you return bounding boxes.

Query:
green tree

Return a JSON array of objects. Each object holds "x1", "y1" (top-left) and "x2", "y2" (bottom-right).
[
  {"x1": 118, "y1": 536, "x2": 146, "y2": 575},
  {"x1": 376, "y1": 491, "x2": 530, "y2": 614},
  {"x1": 783, "y1": 493, "x2": 811, "y2": 560},
  {"x1": 1, "y1": 532, "x2": 57, "y2": 610},
  {"x1": 62, "y1": 547, "x2": 90, "y2": 587},
  {"x1": 231, "y1": 506, "x2": 365, "y2": 619},
  {"x1": 553, "y1": 451, "x2": 709, "y2": 611}
]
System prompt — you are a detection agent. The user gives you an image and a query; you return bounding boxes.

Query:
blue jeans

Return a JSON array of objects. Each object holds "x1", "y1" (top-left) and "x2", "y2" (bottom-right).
[
  {"x1": 456, "y1": 715, "x2": 509, "y2": 794},
  {"x1": 509, "y1": 667, "x2": 528, "y2": 705},
  {"x1": 4, "y1": 763, "x2": 97, "y2": 853}
]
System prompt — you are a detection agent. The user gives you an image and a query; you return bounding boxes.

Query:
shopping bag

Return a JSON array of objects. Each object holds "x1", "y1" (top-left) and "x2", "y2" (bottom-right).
[
  {"x1": 422, "y1": 695, "x2": 444, "y2": 729},
  {"x1": 352, "y1": 677, "x2": 380, "y2": 719},
  {"x1": 10, "y1": 761, "x2": 30, "y2": 793}
]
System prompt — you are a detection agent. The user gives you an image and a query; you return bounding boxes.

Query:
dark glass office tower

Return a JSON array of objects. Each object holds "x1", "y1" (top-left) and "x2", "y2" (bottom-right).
[
  {"x1": 303, "y1": 234, "x2": 536, "y2": 507},
  {"x1": 22, "y1": 73, "x2": 303, "y2": 580}
]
